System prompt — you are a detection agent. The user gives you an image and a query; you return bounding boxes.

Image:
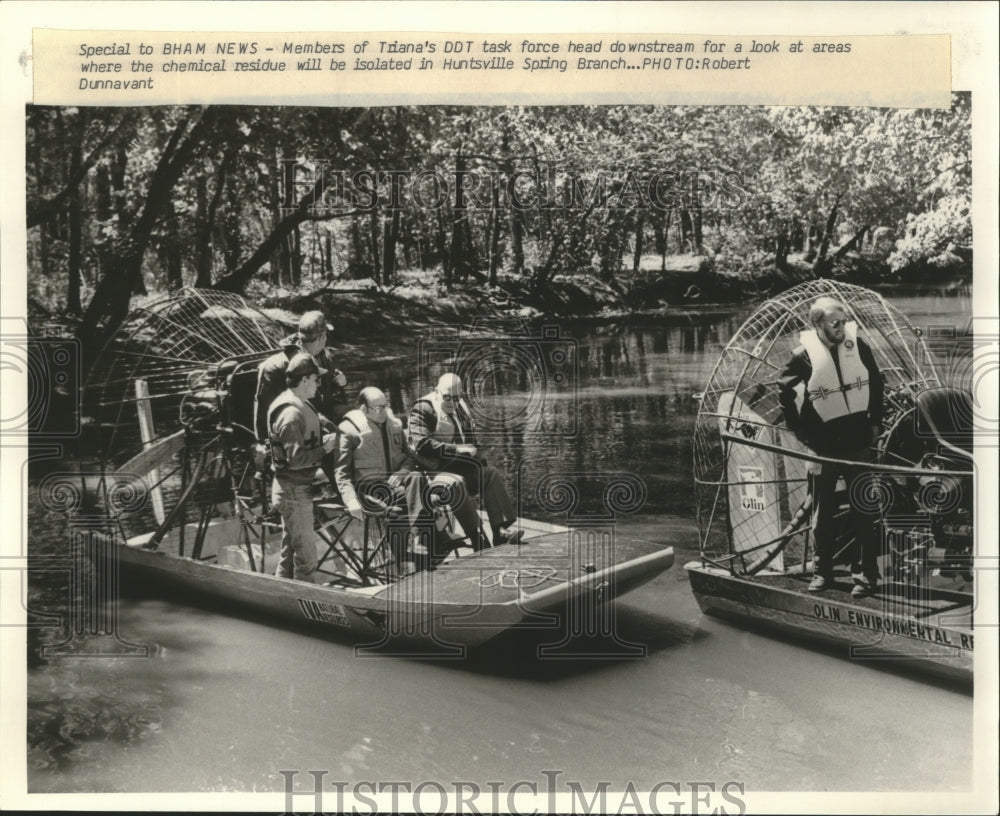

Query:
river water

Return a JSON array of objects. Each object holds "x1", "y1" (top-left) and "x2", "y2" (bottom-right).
[{"x1": 24, "y1": 289, "x2": 977, "y2": 799}]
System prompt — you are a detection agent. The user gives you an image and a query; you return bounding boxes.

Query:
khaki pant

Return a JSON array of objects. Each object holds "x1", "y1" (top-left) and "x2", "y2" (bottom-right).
[{"x1": 272, "y1": 479, "x2": 318, "y2": 582}]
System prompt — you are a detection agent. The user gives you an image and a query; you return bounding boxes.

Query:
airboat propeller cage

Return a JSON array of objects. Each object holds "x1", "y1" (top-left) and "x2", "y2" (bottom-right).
[
  {"x1": 693, "y1": 280, "x2": 943, "y2": 573},
  {"x1": 82, "y1": 288, "x2": 287, "y2": 470}
]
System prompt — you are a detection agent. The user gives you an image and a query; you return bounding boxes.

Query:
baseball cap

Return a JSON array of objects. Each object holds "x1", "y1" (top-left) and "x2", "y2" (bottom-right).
[
  {"x1": 286, "y1": 351, "x2": 328, "y2": 379},
  {"x1": 298, "y1": 310, "x2": 334, "y2": 341}
]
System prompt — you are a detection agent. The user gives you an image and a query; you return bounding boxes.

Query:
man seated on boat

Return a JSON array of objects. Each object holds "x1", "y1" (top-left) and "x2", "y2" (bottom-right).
[
  {"x1": 334, "y1": 386, "x2": 484, "y2": 572},
  {"x1": 255, "y1": 310, "x2": 350, "y2": 482},
  {"x1": 778, "y1": 296, "x2": 884, "y2": 598},
  {"x1": 408, "y1": 373, "x2": 524, "y2": 548},
  {"x1": 267, "y1": 352, "x2": 340, "y2": 582}
]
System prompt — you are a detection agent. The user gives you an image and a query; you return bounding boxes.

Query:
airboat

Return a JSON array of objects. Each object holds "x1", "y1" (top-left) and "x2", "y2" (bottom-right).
[
  {"x1": 72, "y1": 289, "x2": 673, "y2": 651},
  {"x1": 685, "y1": 280, "x2": 975, "y2": 683}
]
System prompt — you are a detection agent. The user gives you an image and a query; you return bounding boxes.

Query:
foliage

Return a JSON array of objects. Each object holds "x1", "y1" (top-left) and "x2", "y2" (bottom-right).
[
  {"x1": 24, "y1": 97, "x2": 972, "y2": 346},
  {"x1": 888, "y1": 195, "x2": 972, "y2": 271}
]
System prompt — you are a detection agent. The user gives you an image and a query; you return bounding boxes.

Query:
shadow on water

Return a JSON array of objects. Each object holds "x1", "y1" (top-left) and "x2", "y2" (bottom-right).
[
  {"x1": 115, "y1": 576, "x2": 702, "y2": 683},
  {"x1": 454, "y1": 606, "x2": 708, "y2": 683}
]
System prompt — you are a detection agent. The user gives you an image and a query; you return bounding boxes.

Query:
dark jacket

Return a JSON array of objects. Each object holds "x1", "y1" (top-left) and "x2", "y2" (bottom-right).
[
  {"x1": 407, "y1": 393, "x2": 480, "y2": 472},
  {"x1": 778, "y1": 336, "x2": 883, "y2": 455},
  {"x1": 254, "y1": 335, "x2": 348, "y2": 439}
]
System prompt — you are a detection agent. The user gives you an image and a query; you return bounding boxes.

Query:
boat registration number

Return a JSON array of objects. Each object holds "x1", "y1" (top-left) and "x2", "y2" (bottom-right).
[{"x1": 298, "y1": 598, "x2": 351, "y2": 627}]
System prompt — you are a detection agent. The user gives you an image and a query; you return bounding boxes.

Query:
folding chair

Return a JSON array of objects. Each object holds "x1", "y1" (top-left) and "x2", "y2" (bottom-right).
[{"x1": 314, "y1": 491, "x2": 409, "y2": 586}]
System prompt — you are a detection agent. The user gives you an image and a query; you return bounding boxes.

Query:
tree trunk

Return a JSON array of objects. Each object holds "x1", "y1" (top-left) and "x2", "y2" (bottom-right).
[
  {"x1": 348, "y1": 217, "x2": 367, "y2": 278},
  {"x1": 653, "y1": 217, "x2": 666, "y2": 271},
  {"x1": 382, "y1": 175, "x2": 400, "y2": 285},
  {"x1": 632, "y1": 211, "x2": 645, "y2": 273},
  {"x1": 290, "y1": 227, "x2": 302, "y2": 287},
  {"x1": 195, "y1": 174, "x2": 210, "y2": 284},
  {"x1": 195, "y1": 146, "x2": 234, "y2": 288},
  {"x1": 533, "y1": 231, "x2": 567, "y2": 291},
  {"x1": 500, "y1": 124, "x2": 524, "y2": 278},
  {"x1": 78, "y1": 108, "x2": 220, "y2": 358},
  {"x1": 369, "y1": 211, "x2": 380, "y2": 285},
  {"x1": 659, "y1": 211, "x2": 672, "y2": 271},
  {"x1": 833, "y1": 225, "x2": 870, "y2": 260},
  {"x1": 93, "y1": 163, "x2": 114, "y2": 291},
  {"x1": 111, "y1": 145, "x2": 146, "y2": 295},
  {"x1": 813, "y1": 195, "x2": 842, "y2": 272},
  {"x1": 163, "y1": 199, "x2": 183, "y2": 290},
  {"x1": 509, "y1": 209, "x2": 525, "y2": 278},
  {"x1": 775, "y1": 232, "x2": 790, "y2": 272},
  {"x1": 224, "y1": 182, "x2": 243, "y2": 276},
  {"x1": 488, "y1": 180, "x2": 502, "y2": 287},
  {"x1": 40, "y1": 223, "x2": 53, "y2": 300},
  {"x1": 66, "y1": 142, "x2": 83, "y2": 314},
  {"x1": 598, "y1": 213, "x2": 615, "y2": 283},
  {"x1": 794, "y1": 220, "x2": 807, "y2": 254},
  {"x1": 679, "y1": 209, "x2": 693, "y2": 252},
  {"x1": 449, "y1": 152, "x2": 474, "y2": 283},
  {"x1": 437, "y1": 209, "x2": 452, "y2": 287}
]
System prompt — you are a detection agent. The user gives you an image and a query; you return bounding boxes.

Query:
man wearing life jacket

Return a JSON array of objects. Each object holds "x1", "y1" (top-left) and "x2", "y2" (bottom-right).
[
  {"x1": 268, "y1": 352, "x2": 340, "y2": 582},
  {"x1": 408, "y1": 373, "x2": 524, "y2": 548},
  {"x1": 334, "y1": 387, "x2": 483, "y2": 570},
  {"x1": 255, "y1": 311, "x2": 350, "y2": 485},
  {"x1": 779, "y1": 297, "x2": 884, "y2": 597}
]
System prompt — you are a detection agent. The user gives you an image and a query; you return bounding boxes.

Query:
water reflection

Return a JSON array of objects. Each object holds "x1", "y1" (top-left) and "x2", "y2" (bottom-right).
[{"x1": 355, "y1": 313, "x2": 746, "y2": 520}]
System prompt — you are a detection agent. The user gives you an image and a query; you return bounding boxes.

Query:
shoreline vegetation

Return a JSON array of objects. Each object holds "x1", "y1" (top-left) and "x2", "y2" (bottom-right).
[
  {"x1": 29, "y1": 255, "x2": 971, "y2": 344},
  {"x1": 274, "y1": 260, "x2": 971, "y2": 343}
]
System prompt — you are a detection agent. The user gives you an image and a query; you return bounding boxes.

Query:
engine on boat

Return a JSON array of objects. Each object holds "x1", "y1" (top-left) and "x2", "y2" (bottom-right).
[{"x1": 879, "y1": 386, "x2": 974, "y2": 589}]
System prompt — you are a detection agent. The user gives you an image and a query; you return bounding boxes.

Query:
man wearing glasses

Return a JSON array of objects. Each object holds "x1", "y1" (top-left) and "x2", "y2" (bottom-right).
[
  {"x1": 334, "y1": 388, "x2": 429, "y2": 573},
  {"x1": 408, "y1": 373, "x2": 524, "y2": 549},
  {"x1": 779, "y1": 297, "x2": 884, "y2": 597}
]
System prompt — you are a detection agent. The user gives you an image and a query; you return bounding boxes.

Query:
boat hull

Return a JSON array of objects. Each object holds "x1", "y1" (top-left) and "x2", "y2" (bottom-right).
[
  {"x1": 100, "y1": 527, "x2": 674, "y2": 652},
  {"x1": 685, "y1": 562, "x2": 973, "y2": 684}
]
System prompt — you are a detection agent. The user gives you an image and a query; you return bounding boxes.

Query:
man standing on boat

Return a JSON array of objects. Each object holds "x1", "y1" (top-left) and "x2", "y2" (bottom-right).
[
  {"x1": 268, "y1": 352, "x2": 339, "y2": 582},
  {"x1": 255, "y1": 310, "x2": 350, "y2": 482},
  {"x1": 408, "y1": 373, "x2": 524, "y2": 548},
  {"x1": 778, "y1": 296, "x2": 884, "y2": 598}
]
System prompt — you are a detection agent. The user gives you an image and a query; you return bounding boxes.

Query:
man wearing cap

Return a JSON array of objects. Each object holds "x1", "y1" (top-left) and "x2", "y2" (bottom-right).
[
  {"x1": 408, "y1": 373, "x2": 524, "y2": 548},
  {"x1": 778, "y1": 296, "x2": 884, "y2": 598},
  {"x1": 267, "y1": 352, "x2": 340, "y2": 582},
  {"x1": 255, "y1": 310, "x2": 349, "y2": 481}
]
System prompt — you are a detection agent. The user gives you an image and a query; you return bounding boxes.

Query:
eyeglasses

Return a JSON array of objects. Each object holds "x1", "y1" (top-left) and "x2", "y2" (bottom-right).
[
  {"x1": 825, "y1": 318, "x2": 845, "y2": 328},
  {"x1": 368, "y1": 403, "x2": 388, "y2": 410},
  {"x1": 440, "y1": 394, "x2": 461, "y2": 402}
]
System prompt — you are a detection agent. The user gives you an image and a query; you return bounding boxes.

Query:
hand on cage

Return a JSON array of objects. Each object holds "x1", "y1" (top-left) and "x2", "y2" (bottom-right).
[{"x1": 332, "y1": 369, "x2": 347, "y2": 388}]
